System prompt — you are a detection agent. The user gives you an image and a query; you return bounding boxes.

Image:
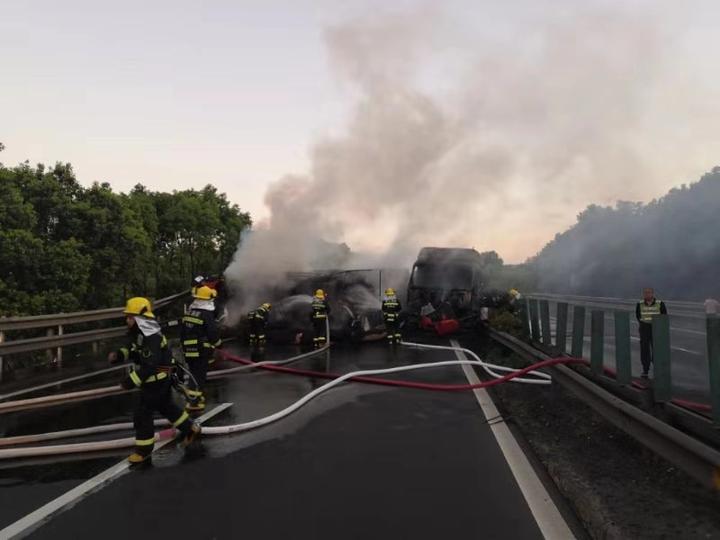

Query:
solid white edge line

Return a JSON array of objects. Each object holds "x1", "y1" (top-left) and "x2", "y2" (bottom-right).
[
  {"x1": 449, "y1": 339, "x2": 575, "y2": 540},
  {"x1": 0, "y1": 402, "x2": 233, "y2": 540}
]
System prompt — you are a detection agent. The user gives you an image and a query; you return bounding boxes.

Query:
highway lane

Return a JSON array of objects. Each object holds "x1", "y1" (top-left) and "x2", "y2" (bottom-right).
[{"x1": 1, "y1": 337, "x2": 578, "y2": 539}]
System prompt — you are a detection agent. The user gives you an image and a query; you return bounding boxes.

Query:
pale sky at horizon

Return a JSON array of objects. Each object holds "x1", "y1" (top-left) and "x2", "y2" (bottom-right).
[{"x1": 3, "y1": 0, "x2": 720, "y2": 263}]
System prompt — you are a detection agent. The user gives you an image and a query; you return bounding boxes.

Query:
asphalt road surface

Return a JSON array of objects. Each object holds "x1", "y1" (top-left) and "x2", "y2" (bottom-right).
[{"x1": 0, "y1": 335, "x2": 580, "y2": 539}]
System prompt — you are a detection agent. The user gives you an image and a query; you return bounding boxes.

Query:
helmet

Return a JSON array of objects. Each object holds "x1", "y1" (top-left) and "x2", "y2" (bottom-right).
[
  {"x1": 192, "y1": 275, "x2": 205, "y2": 286},
  {"x1": 193, "y1": 286, "x2": 217, "y2": 300},
  {"x1": 509, "y1": 288, "x2": 520, "y2": 297},
  {"x1": 314, "y1": 289, "x2": 326, "y2": 299},
  {"x1": 262, "y1": 302, "x2": 272, "y2": 310},
  {"x1": 385, "y1": 288, "x2": 396, "y2": 296},
  {"x1": 123, "y1": 297, "x2": 154, "y2": 318}
]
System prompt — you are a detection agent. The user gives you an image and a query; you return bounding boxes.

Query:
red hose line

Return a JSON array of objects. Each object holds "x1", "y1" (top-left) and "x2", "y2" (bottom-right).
[
  {"x1": 215, "y1": 350, "x2": 713, "y2": 412},
  {"x1": 574, "y1": 359, "x2": 712, "y2": 413},
  {"x1": 215, "y1": 350, "x2": 582, "y2": 391}
]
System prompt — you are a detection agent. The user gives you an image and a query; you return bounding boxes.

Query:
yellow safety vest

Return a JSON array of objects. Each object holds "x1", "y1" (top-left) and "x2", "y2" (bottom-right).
[{"x1": 639, "y1": 301, "x2": 662, "y2": 323}]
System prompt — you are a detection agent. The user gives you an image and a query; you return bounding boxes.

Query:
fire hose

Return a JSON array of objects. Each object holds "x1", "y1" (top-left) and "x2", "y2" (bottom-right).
[
  {"x1": 0, "y1": 325, "x2": 711, "y2": 459},
  {"x1": 0, "y1": 339, "x2": 559, "y2": 459}
]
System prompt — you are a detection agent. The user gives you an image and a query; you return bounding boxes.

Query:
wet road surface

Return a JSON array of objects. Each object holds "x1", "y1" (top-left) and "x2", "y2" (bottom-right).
[{"x1": 1, "y1": 336, "x2": 572, "y2": 539}]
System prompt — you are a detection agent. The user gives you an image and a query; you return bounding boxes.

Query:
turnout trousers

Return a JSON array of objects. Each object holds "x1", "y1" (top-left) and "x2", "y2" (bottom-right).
[{"x1": 134, "y1": 379, "x2": 193, "y2": 455}]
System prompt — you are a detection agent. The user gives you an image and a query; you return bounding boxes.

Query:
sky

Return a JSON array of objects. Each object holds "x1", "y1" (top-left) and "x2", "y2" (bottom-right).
[{"x1": 3, "y1": 0, "x2": 720, "y2": 263}]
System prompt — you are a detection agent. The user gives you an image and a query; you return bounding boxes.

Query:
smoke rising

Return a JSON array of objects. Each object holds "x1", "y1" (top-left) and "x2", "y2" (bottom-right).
[{"x1": 225, "y1": 1, "x2": 720, "y2": 306}]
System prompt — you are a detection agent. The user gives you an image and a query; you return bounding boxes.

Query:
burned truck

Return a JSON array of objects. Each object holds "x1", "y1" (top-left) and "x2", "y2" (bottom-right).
[{"x1": 406, "y1": 247, "x2": 488, "y2": 320}]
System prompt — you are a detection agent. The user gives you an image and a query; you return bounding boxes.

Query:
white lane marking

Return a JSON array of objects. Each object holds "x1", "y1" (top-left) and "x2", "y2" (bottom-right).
[
  {"x1": 0, "y1": 403, "x2": 232, "y2": 540},
  {"x1": 450, "y1": 340, "x2": 575, "y2": 540}
]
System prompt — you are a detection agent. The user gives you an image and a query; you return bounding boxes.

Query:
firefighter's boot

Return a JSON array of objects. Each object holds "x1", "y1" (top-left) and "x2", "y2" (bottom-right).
[{"x1": 180, "y1": 423, "x2": 202, "y2": 448}]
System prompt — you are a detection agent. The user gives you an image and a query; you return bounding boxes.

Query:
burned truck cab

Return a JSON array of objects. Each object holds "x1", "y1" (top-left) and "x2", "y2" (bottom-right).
[{"x1": 407, "y1": 247, "x2": 486, "y2": 317}]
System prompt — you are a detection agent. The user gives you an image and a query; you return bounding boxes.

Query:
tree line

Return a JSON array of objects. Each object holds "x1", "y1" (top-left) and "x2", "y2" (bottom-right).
[
  {"x1": 0, "y1": 147, "x2": 250, "y2": 316},
  {"x1": 530, "y1": 167, "x2": 720, "y2": 300}
]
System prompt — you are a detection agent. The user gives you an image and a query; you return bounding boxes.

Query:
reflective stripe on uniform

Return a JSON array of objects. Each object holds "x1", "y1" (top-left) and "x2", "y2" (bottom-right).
[
  {"x1": 145, "y1": 372, "x2": 168, "y2": 383},
  {"x1": 135, "y1": 437, "x2": 155, "y2": 446},
  {"x1": 183, "y1": 339, "x2": 199, "y2": 345},
  {"x1": 639, "y1": 301, "x2": 662, "y2": 322},
  {"x1": 119, "y1": 347, "x2": 130, "y2": 361},
  {"x1": 173, "y1": 411, "x2": 189, "y2": 427},
  {"x1": 129, "y1": 371, "x2": 142, "y2": 387},
  {"x1": 183, "y1": 316, "x2": 204, "y2": 325},
  {"x1": 185, "y1": 352, "x2": 200, "y2": 358}
]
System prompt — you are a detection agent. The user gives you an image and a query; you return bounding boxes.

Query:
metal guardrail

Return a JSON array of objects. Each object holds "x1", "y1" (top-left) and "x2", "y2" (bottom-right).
[
  {"x1": 487, "y1": 327, "x2": 720, "y2": 491},
  {"x1": 529, "y1": 292, "x2": 706, "y2": 319},
  {"x1": 0, "y1": 291, "x2": 188, "y2": 359},
  {"x1": 523, "y1": 294, "x2": 720, "y2": 425},
  {"x1": 0, "y1": 291, "x2": 188, "y2": 332},
  {"x1": 0, "y1": 328, "x2": 128, "y2": 357}
]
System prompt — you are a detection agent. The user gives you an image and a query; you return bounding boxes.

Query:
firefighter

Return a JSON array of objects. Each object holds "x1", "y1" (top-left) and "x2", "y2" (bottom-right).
[
  {"x1": 108, "y1": 297, "x2": 200, "y2": 464},
  {"x1": 382, "y1": 287, "x2": 402, "y2": 345},
  {"x1": 181, "y1": 286, "x2": 222, "y2": 412},
  {"x1": 310, "y1": 289, "x2": 330, "y2": 348},
  {"x1": 248, "y1": 303, "x2": 272, "y2": 347},
  {"x1": 191, "y1": 275, "x2": 206, "y2": 297},
  {"x1": 635, "y1": 287, "x2": 668, "y2": 378}
]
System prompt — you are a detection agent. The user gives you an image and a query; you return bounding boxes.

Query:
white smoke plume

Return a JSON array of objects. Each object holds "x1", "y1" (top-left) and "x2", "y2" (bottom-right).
[{"x1": 225, "y1": 1, "x2": 720, "y2": 309}]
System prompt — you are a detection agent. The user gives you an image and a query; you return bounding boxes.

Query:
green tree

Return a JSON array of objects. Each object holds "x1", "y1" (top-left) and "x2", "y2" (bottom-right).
[{"x1": 0, "y1": 157, "x2": 251, "y2": 315}]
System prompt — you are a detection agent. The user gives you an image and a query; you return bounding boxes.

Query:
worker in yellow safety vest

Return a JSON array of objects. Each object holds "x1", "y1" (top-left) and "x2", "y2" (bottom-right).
[
  {"x1": 635, "y1": 287, "x2": 668, "y2": 378},
  {"x1": 109, "y1": 297, "x2": 200, "y2": 464}
]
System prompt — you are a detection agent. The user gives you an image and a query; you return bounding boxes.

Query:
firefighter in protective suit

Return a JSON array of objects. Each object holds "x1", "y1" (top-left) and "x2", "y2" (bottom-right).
[
  {"x1": 382, "y1": 288, "x2": 402, "y2": 345},
  {"x1": 181, "y1": 286, "x2": 222, "y2": 412},
  {"x1": 248, "y1": 303, "x2": 272, "y2": 346},
  {"x1": 310, "y1": 289, "x2": 330, "y2": 348},
  {"x1": 109, "y1": 297, "x2": 200, "y2": 464}
]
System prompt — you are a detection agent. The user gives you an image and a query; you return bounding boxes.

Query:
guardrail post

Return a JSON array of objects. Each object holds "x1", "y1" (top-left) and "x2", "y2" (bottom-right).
[
  {"x1": 556, "y1": 302, "x2": 568, "y2": 353},
  {"x1": 591, "y1": 310, "x2": 604, "y2": 375},
  {"x1": 0, "y1": 326, "x2": 4, "y2": 383},
  {"x1": 540, "y1": 300, "x2": 552, "y2": 346},
  {"x1": 521, "y1": 298, "x2": 531, "y2": 336},
  {"x1": 706, "y1": 315, "x2": 720, "y2": 424},
  {"x1": 652, "y1": 314, "x2": 672, "y2": 403},
  {"x1": 614, "y1": 310, "x2": 632, "y2": 386},
  {"x1": 571, "y1": 305, "x2": 586, "y2": 358},
  {"x1": 57, "y1": 324, "x2": 63, "y2": 366},
  {"x1": 529, "y1": 299, "x2": 540, "y2": 342},
  {"x1": 46, "y1": 327, "x2": 55, "y2": 364}
]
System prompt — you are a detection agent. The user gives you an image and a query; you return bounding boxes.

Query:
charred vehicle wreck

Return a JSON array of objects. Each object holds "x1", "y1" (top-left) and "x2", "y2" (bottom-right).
[
  {"x1": 406, "y1": 247, "x2": 491, "y2": 333},
  {"x1": 254, "y1": 271, "x2": 389, "y2": 345}
]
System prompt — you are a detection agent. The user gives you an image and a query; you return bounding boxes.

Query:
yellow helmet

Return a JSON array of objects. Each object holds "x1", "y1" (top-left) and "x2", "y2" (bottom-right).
[
  {"x1": 314, "y1": 289, "x2": 326, "y2": 299},
  {"x1": 123, "y1": 297, "x2": 154, "y2": 318},
  {"x1": 193, "y1": 286, "x2": 217, "y2": 300},
  {"x1": 262, "y1": 302, "x2": 272, "y2": 310},
  {"x1": 385, "y1": 288, "x2": 396, "y2": 296}
]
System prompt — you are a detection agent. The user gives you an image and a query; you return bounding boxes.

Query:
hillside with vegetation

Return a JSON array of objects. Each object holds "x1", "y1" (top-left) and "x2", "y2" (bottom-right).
[{"x1": 530, "y1": 167, "x2": 720, "y2": 300}]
